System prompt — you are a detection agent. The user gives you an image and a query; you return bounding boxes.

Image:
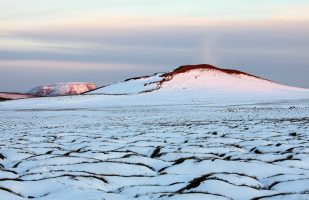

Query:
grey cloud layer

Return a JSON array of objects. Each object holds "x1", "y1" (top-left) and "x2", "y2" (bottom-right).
[{"x1": 1, "y1": 21, "x2": 309, "y2": 92}]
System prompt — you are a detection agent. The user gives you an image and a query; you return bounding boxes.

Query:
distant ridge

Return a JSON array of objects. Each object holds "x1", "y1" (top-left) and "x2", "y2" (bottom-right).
[
  {"x1": 0, "y1": 92, "x2": 35, "y2": 101},
  {"x1": 28, "y1": 82, "x2": 97, "y2": 97}
]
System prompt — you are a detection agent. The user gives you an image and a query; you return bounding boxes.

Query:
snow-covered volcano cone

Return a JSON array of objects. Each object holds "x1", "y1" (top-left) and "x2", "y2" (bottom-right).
[
  {"x1": 151, "y1": 64, "x2": 309, "y2": 103},
  {"x1": 88, "y1": 64, "x2": 309, "y2": 105}
]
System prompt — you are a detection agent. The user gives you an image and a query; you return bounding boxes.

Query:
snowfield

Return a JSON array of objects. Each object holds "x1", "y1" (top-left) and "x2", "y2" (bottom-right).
[
  {"x1": 0, "y1": 65, "x2": 308, "y2": 199},
  {"x1": 0, "y1": 102, "x2": 308, "y2": 200}
]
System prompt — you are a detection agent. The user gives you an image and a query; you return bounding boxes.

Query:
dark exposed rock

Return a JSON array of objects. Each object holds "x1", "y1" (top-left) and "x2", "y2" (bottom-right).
[
  {"x1": 289, "y1": 132, "x2": 297, "y2": 137},
  {"x1": 150, "y1": 146, "x2": 161, "y2": 158}
]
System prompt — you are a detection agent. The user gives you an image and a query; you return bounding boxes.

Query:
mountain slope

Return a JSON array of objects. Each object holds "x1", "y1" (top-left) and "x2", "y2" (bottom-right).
[
  {"x1": 89, "y1": 73, "x2": 163, "y2": 95},
  {"x1": 87, "y1": 64, "x2": 309, "y2": 104}
]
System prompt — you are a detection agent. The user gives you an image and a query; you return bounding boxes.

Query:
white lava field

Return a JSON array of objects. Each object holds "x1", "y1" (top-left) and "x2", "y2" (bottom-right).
[{"x1": 0, "y1": 102, "x2": 308, "y2": 200}]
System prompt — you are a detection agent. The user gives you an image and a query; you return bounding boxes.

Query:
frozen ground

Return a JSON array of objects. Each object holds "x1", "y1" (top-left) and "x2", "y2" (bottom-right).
[{"x1": 0, "y1": 100, "x2": 308, "y2": 200}]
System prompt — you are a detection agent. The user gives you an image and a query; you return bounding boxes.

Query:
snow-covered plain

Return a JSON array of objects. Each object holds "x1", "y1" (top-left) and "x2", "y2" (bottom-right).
[
  {"x1": 0, "y1": 102, "x2": 308, "y2": 200},
  {"x1": 0, "y1": 65, "x2": 309, "y2": 199}
]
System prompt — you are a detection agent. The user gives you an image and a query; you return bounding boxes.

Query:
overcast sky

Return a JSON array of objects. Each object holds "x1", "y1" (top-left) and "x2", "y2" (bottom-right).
[{"x1": 1, "y1": 0, "x2": 309, "y2": 92}]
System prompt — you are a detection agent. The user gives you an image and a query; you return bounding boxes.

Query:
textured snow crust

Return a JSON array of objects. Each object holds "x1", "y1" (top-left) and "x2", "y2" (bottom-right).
[{"x1": 0, "y1": 101, "x2": 308, "y2": 200}]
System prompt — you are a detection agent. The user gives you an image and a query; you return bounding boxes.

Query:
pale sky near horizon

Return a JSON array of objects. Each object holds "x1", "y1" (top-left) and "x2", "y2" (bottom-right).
[{"x1": 0, "y1": 0, "x2": 309, "y2": 92}]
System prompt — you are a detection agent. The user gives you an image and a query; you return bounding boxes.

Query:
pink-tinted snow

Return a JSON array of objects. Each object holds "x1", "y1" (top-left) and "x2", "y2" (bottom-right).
[{"x1": 28, "y1": 83, "x2": 96, "y2": 97}]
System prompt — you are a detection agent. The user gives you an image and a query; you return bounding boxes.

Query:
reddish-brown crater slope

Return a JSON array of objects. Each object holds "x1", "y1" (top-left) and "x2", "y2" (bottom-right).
[{"x1": 161, "y1": 64, "x2": 267, "y2": 80}]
